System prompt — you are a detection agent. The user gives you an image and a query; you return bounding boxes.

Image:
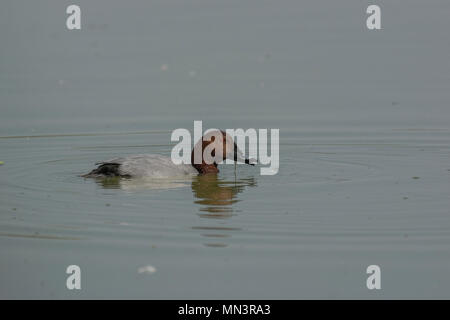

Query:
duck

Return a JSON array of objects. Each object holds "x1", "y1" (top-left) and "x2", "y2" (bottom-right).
[{"x1": 82, "y1": 130, "x2": 255, "y2": 178}]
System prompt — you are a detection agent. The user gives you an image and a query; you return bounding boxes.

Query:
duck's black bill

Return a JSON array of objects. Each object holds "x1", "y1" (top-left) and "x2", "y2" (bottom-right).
[
  {"x1": 233, "y1": 144, "x2": 255, "y2": 165},
  {"x1": 245, "y1": 159, "x2": 255, "y2": 166},
  {"x1": 232, "y1": 154, "x2": 255, "y2": 165}
]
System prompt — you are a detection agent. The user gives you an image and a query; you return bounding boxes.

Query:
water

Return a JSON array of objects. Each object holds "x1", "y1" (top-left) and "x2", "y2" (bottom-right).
[{"x1": 1, "y1": 0, "x2": 450, "y2": 299}]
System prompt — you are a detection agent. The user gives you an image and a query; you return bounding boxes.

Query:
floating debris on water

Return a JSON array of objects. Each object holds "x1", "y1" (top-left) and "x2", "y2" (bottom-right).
[
  {"x1": 0, "y1": 161, "x2": 4, "y2": 165},
  {"x1": 412, "y1": 176, "x2": 420, "y2": 179},
  {"x1": 138, "y1": 265, "x2": 157, "y2": 274}
]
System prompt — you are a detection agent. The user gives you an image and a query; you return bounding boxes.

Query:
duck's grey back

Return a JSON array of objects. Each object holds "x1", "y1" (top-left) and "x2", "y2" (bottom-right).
[{"x1": 87, "y1": 154, "x2": 197, "y2": 178}]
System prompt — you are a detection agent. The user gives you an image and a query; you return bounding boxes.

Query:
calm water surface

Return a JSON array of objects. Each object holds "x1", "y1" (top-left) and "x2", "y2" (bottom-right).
[
  {"x1": 1, "y1": 126, "x2": 449, "y2": 298},
  {"x1": 1, "y1": 0, "x2": 450, "y2": 298}
]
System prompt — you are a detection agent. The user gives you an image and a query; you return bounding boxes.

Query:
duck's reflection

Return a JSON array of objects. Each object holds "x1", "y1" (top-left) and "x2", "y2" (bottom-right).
[
  {"x1": 91, "y1": 176, "x2": 191, "y2": 190},
  {"x1": 191, "y1": 174, "x2": 255, "y2": 213},
  {"x1": 89, "y1": 173, "x2": 257, "y2": 249},
  {"x1": 191, "y1": 174, "x2": 256, "y2": 247}
]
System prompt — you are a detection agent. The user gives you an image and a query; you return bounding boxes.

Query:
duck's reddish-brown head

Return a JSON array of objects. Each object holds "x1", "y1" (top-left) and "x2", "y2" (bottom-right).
[{"x1": 190, "y1": 130, "x2": 254, "y2": 174}]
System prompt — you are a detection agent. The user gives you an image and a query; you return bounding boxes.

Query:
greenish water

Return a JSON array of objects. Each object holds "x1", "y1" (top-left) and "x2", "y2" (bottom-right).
[{"x1": 1, "y1": 0, "x2": 450, "y2": 299}]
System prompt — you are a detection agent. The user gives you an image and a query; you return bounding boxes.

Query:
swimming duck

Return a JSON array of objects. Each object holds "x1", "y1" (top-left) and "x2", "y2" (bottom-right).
[{"x1": 82, "y1": 130, "x2": 254, "y2": 178}]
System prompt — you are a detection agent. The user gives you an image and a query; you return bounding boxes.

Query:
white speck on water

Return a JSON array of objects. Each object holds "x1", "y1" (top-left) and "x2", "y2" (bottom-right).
[{"x1": 138, "y1": 265, "x2": 157, "y2": 274}]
